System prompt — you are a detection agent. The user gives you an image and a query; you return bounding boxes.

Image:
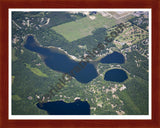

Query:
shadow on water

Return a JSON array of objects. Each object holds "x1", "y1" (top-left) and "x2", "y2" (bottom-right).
[{"x1": 36, "y1": 99, "x2": 90, "y2": 115}]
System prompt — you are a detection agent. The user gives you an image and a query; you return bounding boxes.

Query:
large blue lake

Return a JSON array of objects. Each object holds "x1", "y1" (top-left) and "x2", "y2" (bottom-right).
[
  {"x1": 37, "y1": 99, "x2": 90, "y2": 115},
  {"x1": 24, "y1": 35, "x2": 98, "y2": 83}
]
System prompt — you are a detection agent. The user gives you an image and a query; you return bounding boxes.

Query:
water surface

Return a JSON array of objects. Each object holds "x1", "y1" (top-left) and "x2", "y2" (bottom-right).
[
  {"x1": 104, "y1": 69, "x2": 128, "y2": 82},
  {"x1": 24, "y1": 35, "x2": 98, "y2": 83},
  {"x1": 37, "y1": 99, "x2": 90, "y2": 115},
  {"x1": 100, "y1": 51, "x2": 125, "y2": 64},
  {"x1": 24, "y1": 35, "x2": 128, "y2": 84}
]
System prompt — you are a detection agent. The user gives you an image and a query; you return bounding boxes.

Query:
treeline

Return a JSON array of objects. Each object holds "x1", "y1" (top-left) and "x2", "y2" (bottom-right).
[
  {"x1": 34, "y1": 27, "x2": 114, "y2": 59},
  {"x1": 43, "y1": 12, "x2": 86, "y2": 28},
  {"x1": 128, "y1": 14, "x2": 149, "y2": 31}
]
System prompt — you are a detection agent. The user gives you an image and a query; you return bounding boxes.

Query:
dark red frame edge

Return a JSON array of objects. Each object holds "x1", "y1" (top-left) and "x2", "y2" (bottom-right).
[{"x1": 0, "y1": 0, "x2": 160, "y2": 128}]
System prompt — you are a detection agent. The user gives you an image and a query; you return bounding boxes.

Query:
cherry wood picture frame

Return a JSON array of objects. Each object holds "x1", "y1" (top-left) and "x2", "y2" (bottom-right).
[{"x1": 0, "y1": 0, "x2": 160, "y2": 128}]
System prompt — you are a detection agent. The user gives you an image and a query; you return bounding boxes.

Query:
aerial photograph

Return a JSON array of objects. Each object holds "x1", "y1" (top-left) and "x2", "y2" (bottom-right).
[{"x1": 10, "y1": 9, "x2": 150, "y2": 117}]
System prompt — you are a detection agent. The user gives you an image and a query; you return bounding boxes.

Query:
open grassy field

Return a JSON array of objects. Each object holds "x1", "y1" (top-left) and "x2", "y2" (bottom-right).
[
  {"x1": 25, "y1": 64, "x2": 48, "y2": 77},
  {"x1": 12, "y1": 95, "x2": 22, "y2": 101},
  {"x1": 51, "y1": 14, "x2": 118, "y2": 42}
]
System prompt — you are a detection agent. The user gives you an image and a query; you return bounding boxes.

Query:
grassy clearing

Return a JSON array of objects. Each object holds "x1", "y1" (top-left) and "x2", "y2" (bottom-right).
[
  {"x1": 51, "y1": 14, "x2": 117, "y2": 42},
  {"x1": 26, "y1": 64, "x2": 48, "y2": 77},
  {"x1": 12, "y1": 76, "x2": 15, "y2": 84},
  {"x1": 12, "y1": 95, "x2": 22, "y2": 101}
]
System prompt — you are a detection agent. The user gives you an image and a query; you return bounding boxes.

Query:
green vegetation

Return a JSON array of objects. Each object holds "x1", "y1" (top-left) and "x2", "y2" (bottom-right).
[
  {"x1": 52, "y1": 14, "x2": 117, "y2": 42},
  {"x1": 12, "y1": 95, "x2": 22, "y2": 101},
  {"x1": 118, "y1": 90, "x2": 141, "y2": 114},
  {"x1": 25, "y1": 63, "x2": 48, "y2": 77},
  {"x1": 129, "y1": 14, "x2": 149, "y2": 31},
  {"x1": 12, "y1": 76, "x2": 15, "y2": 84},
  {"x1": 113, "y1": 23, "x2": 148, "y2": 49},
  {"x1": 12, "y1": 48, "x2": 18, "y2": 62}
]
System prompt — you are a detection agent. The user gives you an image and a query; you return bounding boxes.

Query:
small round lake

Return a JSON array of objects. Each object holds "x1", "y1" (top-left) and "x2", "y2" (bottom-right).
[{"x1": 104, "y1": 69, "x2": 128, "y2": 82}]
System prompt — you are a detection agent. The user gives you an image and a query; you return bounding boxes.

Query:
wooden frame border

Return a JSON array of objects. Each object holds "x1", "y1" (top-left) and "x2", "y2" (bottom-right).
[{"x1": 0, "y1": 0, "x2": 160, "y2": 127}]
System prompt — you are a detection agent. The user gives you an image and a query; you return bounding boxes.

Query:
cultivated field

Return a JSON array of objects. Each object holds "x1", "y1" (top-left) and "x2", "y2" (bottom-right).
[
  {"x1": 107, "y1": 11, "x2": 133, "y2": 19},
  {"x1": 51, "y1": 14, "x2": 118, "y2": 42}
]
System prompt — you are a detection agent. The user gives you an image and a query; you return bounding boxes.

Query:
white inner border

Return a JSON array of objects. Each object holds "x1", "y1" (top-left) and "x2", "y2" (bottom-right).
[{"x1": 9, "y1": 8, "x2": 152, "y2": 120}]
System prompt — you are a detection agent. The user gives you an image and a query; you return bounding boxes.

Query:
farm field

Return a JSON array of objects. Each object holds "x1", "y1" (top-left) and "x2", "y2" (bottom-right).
[{"x1": 51, "y1": 14, "x2": 118, "y2": 42}]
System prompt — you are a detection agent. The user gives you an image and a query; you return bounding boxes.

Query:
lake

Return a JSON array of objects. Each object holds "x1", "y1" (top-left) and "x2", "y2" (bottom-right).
[
  {"x1": 25, "y1": 35, "x2": 128, "y2": 114},
  {"x1": 24, "y1": 35, "x2": 128, "y2": 84},
  {"x1": 100, "y1": 51, "x2": 125, "y2": 64},
  {"x1": 24, "y1": 35, "x2": 98, "y2": 83},
  {"x1": 104, "y1": 69, "x2": 128, "y2": 82},
  {"x1": 37, "y1": 99, "x2": 90, "y2": 115}
]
